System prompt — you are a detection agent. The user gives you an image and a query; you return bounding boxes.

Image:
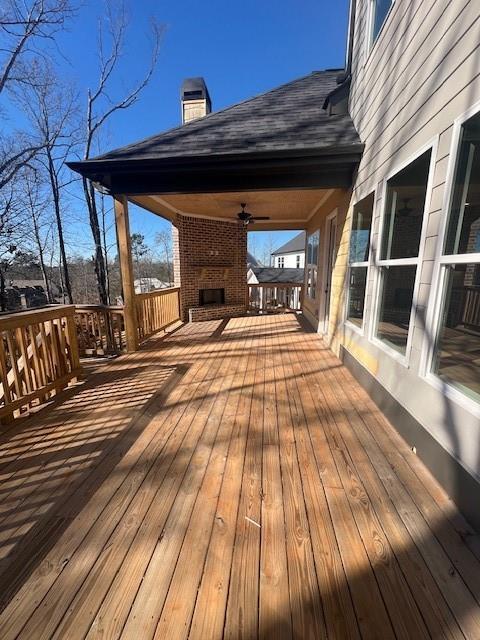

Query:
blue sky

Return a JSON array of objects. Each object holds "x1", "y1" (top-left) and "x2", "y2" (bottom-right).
[{"x1": 54, "y1": 0, "x2": 350, "y2": 259}]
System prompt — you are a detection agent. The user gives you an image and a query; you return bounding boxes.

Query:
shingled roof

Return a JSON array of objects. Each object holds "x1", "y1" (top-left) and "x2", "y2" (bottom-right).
[
  {"x1": 250, "y1": 267, "x2": 305, "y2": 284},
  {"x1": 68, "y1": 69, "x2": 363, "y2": 195},
  {"x1": 271, "y1": 231, "x2": 306, "y2": 255},
  {"x1": 90, "y1": 70, "x2": 361, "y2": 163}
]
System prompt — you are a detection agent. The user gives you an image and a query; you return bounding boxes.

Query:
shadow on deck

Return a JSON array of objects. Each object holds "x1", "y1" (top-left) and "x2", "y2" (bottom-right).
[{"x1": 0, "y1": 314, "x2": 479, "y2": 639}]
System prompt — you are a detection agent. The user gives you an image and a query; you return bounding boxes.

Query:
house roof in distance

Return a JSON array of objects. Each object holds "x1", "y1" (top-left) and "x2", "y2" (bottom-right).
[
  {"x1": 250, "y1": 267, "x2": 304, "y2": 284},
  {"x1": 271, "y1": 231, "x2": 306, "y2": 255}
]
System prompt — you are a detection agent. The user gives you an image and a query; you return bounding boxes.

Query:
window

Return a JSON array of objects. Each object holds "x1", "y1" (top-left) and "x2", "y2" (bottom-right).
[
  {"x1": 306, "y1": 230, "x2": 320, "y2": 299},
  {"x1": 277, "y1": 256, "x2": 284, "y2": 268},
  {"x1": 431, "y1": 111, "x2": 480, "y2": 402},
  {"x1": 296, "y1": 254, "x2": 301, "y2": 268},
  {"x1": 347, "y1": 193, "x2": 374, "y2": 328},
  {"x1": 375, "y1": 149, "x2": 432, "y2": 355},
  {"x1": 370, "y1": 0, "x2": 393, "y2": 45}
]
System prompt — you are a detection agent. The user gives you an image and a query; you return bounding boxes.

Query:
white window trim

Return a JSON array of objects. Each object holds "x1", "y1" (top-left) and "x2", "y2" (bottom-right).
[
  {"x1": 369, "y1": 138, "x2": 438, "y2": 368},
  {"x1": 420, "y1": 99, "x2": 480, "y2": 415},
  {"x1": 319, "y1": 211, "x2": 337, "y2": 332},
  {"x1": 365, "y1": 0, "x2": 396, "y2": 62},
  {"x1": 344, "y1": 191, "x2": 377, "y2": 336},
  {"x1": 305, "y1": 229, "x2": 320, "y2": 301}
]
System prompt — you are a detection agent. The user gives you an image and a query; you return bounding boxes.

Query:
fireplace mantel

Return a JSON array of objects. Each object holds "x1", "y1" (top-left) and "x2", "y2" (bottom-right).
[{"x1": 192, "y1": 264, "x2": 233, "y2": 279}]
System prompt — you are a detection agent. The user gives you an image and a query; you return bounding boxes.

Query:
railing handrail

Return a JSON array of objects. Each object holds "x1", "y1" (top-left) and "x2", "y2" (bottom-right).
[
  {"x1": 0, "y1": 305, "x2": 76, "y2": 331},
  {"x1": 135, "y1": 286, "x2": 180, "y2": 300},
  {"x1": 248, "y1": 282, "x2": 304, "y2": 288},
  {"x1": 75, "y1": 304, "x2": 124, "y2": 312}
]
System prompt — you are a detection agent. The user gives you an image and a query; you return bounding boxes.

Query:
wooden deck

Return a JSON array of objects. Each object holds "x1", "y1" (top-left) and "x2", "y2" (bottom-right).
[{"x1": 1, "y1": 314, "x2": 480, "y2": 639}]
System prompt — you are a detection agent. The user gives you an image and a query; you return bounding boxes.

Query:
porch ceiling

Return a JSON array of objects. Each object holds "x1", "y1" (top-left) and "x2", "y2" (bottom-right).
[{"x1": 130, "y1": 187, "x2": 337, "y2": 230}]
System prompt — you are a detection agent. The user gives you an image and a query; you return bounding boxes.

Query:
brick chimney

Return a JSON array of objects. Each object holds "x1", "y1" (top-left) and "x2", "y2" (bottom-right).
[{"x1": 181, "y1": 77, "x2": 211, "y2": 124}]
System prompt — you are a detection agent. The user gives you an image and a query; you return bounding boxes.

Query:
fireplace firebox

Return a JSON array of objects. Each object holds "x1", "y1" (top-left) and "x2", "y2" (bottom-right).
[{"x1": 199, "y1": 288, "x2": 225, "y2": 306}]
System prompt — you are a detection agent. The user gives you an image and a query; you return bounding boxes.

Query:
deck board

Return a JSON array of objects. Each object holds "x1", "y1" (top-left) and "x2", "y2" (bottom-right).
[{"x1": 0, "y1": 314, "x2": 480, "y2": 639}]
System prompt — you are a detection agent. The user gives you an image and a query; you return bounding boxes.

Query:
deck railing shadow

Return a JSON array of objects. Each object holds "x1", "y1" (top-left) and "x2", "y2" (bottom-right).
[
  {"x1": 0, "y1": 360, "x2": 187, "y2": 606},
  {"x1": 0, "y1": 313, "x2": 479, "y2": 636}
]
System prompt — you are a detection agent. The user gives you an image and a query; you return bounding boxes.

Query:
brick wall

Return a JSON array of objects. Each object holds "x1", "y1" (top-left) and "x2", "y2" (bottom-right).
[{"x1": 173, "y1": 214, "x2": 248, "y2": 321}]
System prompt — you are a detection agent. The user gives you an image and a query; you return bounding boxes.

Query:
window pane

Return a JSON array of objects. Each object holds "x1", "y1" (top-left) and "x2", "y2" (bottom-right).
[
  {"x1": 306, "y1": 266, "x2": 317, "y2": 299},
  {"x1": 372, "y1": 0, "x2": 393, "y2": 41},
  {"x1": 433, "y1": 264, "x2": 480, "y2": 401},
  {"x1": 347, "y1": 266, "x2": 367, "y2": 327},
  {"x1": 381, "y1": 150, "x2": 432, "y2": 260},
  {"x1": 307, "y1": 230, "x2": 319, "y2": 266},
  {"x1": 350, "y1": 193, "x2": 374, "y2": 262},
  {"x1": 376, "y1": 265, "x2": 416, "y2": 354},
  {"x1": 445, "y1": 112, "x2": 480, "y2": 255}
]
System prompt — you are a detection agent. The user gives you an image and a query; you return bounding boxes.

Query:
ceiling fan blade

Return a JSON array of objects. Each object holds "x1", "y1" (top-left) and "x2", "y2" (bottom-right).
[{"x1": 252, "y1": 216, "x2": 270, "y2": 220}]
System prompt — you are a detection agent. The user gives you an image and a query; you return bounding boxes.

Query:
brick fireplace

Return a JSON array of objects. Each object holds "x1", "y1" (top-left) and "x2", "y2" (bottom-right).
[{"x1": 173, "y1": 214, "x2": 248, "y2": 322}]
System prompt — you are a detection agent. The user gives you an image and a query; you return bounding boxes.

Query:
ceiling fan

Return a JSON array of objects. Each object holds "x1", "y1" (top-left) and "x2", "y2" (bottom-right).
[{"x1": 236, "y1": 203, "x2": 270, "y2": 225}]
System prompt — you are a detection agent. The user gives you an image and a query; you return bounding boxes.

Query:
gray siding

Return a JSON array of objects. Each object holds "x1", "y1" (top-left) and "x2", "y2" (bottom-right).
[{"x1": 345, "y1": 0, "x2": 480, "y2": 484}]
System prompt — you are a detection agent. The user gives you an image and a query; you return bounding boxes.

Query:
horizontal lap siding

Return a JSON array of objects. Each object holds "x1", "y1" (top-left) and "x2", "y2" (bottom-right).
[
  {"x1": 351, "y1": 0, "x2": 480, "y2": 198},
  {"x1": 337, "y1": 0, "x2": 480, "y2": 486}
]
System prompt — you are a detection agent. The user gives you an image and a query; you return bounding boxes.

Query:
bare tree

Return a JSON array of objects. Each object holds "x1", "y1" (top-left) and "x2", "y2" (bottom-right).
[
  {"x1": 155, "y1": 229, "x2": 173, "y2": 283},
  {"x1": 98, "y1": 190, "x2": 117, "y2": 303},
  {"x1": 17, "y1": 65, "x2": 80, "y2": 303},
  {"x1": 81, "y1": 3, "x2": 162, "y2": 304},
  {"x1": 0, "y1": 183, "x2": 28, "y2": 309},
  {"x1": 261, "y1": 233, "x2": 276, "y2": 266},
  {"x1": 0, "y1": 0, "x2": 76, "y2": 189},
  {"x1": 21, "y1": 168, "x2": 55, "y2": 302}
]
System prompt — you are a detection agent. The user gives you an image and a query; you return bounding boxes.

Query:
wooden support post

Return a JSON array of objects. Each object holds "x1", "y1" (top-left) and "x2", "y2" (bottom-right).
[
  {"x1": 114, "y1": 195, "x2": 139, "y2": 352},
  {"x1": 65, "y1": 310, "x2": 81, "y2": 378}
]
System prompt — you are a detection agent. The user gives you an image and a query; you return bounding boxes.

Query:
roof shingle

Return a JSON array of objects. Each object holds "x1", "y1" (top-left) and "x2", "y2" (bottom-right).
[
  {"x1": 92, "y1": 70, "x2": 361, "y2": 163},
  {"x1": 250, "y1": 267, "x2": 304, "y2": 284},
  {"x1": 271, "y1": 231, "x2": 306, "y2": 255}
]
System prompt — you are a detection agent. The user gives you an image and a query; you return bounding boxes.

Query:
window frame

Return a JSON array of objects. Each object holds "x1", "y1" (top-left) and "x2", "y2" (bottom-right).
[
  {"x1": 421, "y1": 101, "x2": 480, "y2": 416},
  {"x1": 369, "y1": 139, "x2": 437, "y2": 366},
  {"x1": 305, "y1": 229, "x2": 320, "y2": 301},
  {"x1": 367, "y1": 0, "x2": 396, "y2": 51},
  {"x1": 345, "y1": 190, "x2": 376, "y2": 335}
]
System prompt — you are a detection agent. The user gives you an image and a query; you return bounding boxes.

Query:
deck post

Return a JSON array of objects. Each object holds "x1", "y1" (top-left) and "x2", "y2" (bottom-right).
[{"x1": 114, "y1": 195, "x2": 139, "y2": 352}]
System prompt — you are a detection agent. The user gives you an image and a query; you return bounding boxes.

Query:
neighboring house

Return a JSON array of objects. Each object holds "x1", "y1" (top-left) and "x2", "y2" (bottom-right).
[
  {"x1": 247, "y1": 266, "x2": 304, "y2": 285},
  {"x1": 247, "y1": 266, "x2": 304, "y2": 311},
  {"x1": 271, "y1": 231, "x2": 305, "y2": 268},
  {"x1": 70, "y1": 0, "x2": 480, "y2": 530},
  {"x1": 6, "y1": 279, "x2": 60, "y2": 310},
  {"x1": 134, "y1": 277, "x2": 170, "y2": 294}
]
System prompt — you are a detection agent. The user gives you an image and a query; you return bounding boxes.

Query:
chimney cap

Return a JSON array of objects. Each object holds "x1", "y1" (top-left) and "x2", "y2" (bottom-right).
[{"x1": 181, "y1": 77, "x2": 211, "y2": 106}]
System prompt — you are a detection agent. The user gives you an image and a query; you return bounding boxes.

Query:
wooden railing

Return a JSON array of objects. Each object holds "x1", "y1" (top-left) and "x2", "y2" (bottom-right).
[
  {"x1": 248, "y1": 283, "x2": 303, "y2": 313},
  {"x1": 462, "y1": 286, "x2": 480, "y2": 330},
  {"x1": 75, "y1": 305, "x2": 126, "y2": 355},
  {"x1": 0, "y1": 306, "x2": 81, "y2": 422},
  {"x1": 136, "y1": 287, "x2": 181, "y2": 341}
]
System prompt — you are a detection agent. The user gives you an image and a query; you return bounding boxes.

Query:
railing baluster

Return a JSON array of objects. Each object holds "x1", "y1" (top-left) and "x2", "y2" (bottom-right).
[
  {"x1": 134, "y1": 287, "x2": 181, "y2": 342},
  {"x1": 248, "y1": 283, "x2": 304, "y2": 314},
  {"x1": 0, "y1": 306, "x2": 80, "y2": 423}
]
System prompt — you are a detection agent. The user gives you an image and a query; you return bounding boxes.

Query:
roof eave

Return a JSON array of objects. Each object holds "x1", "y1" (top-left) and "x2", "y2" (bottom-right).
[{"x1": 67, "y1": 144, "x2": 364, "y2": 196}]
